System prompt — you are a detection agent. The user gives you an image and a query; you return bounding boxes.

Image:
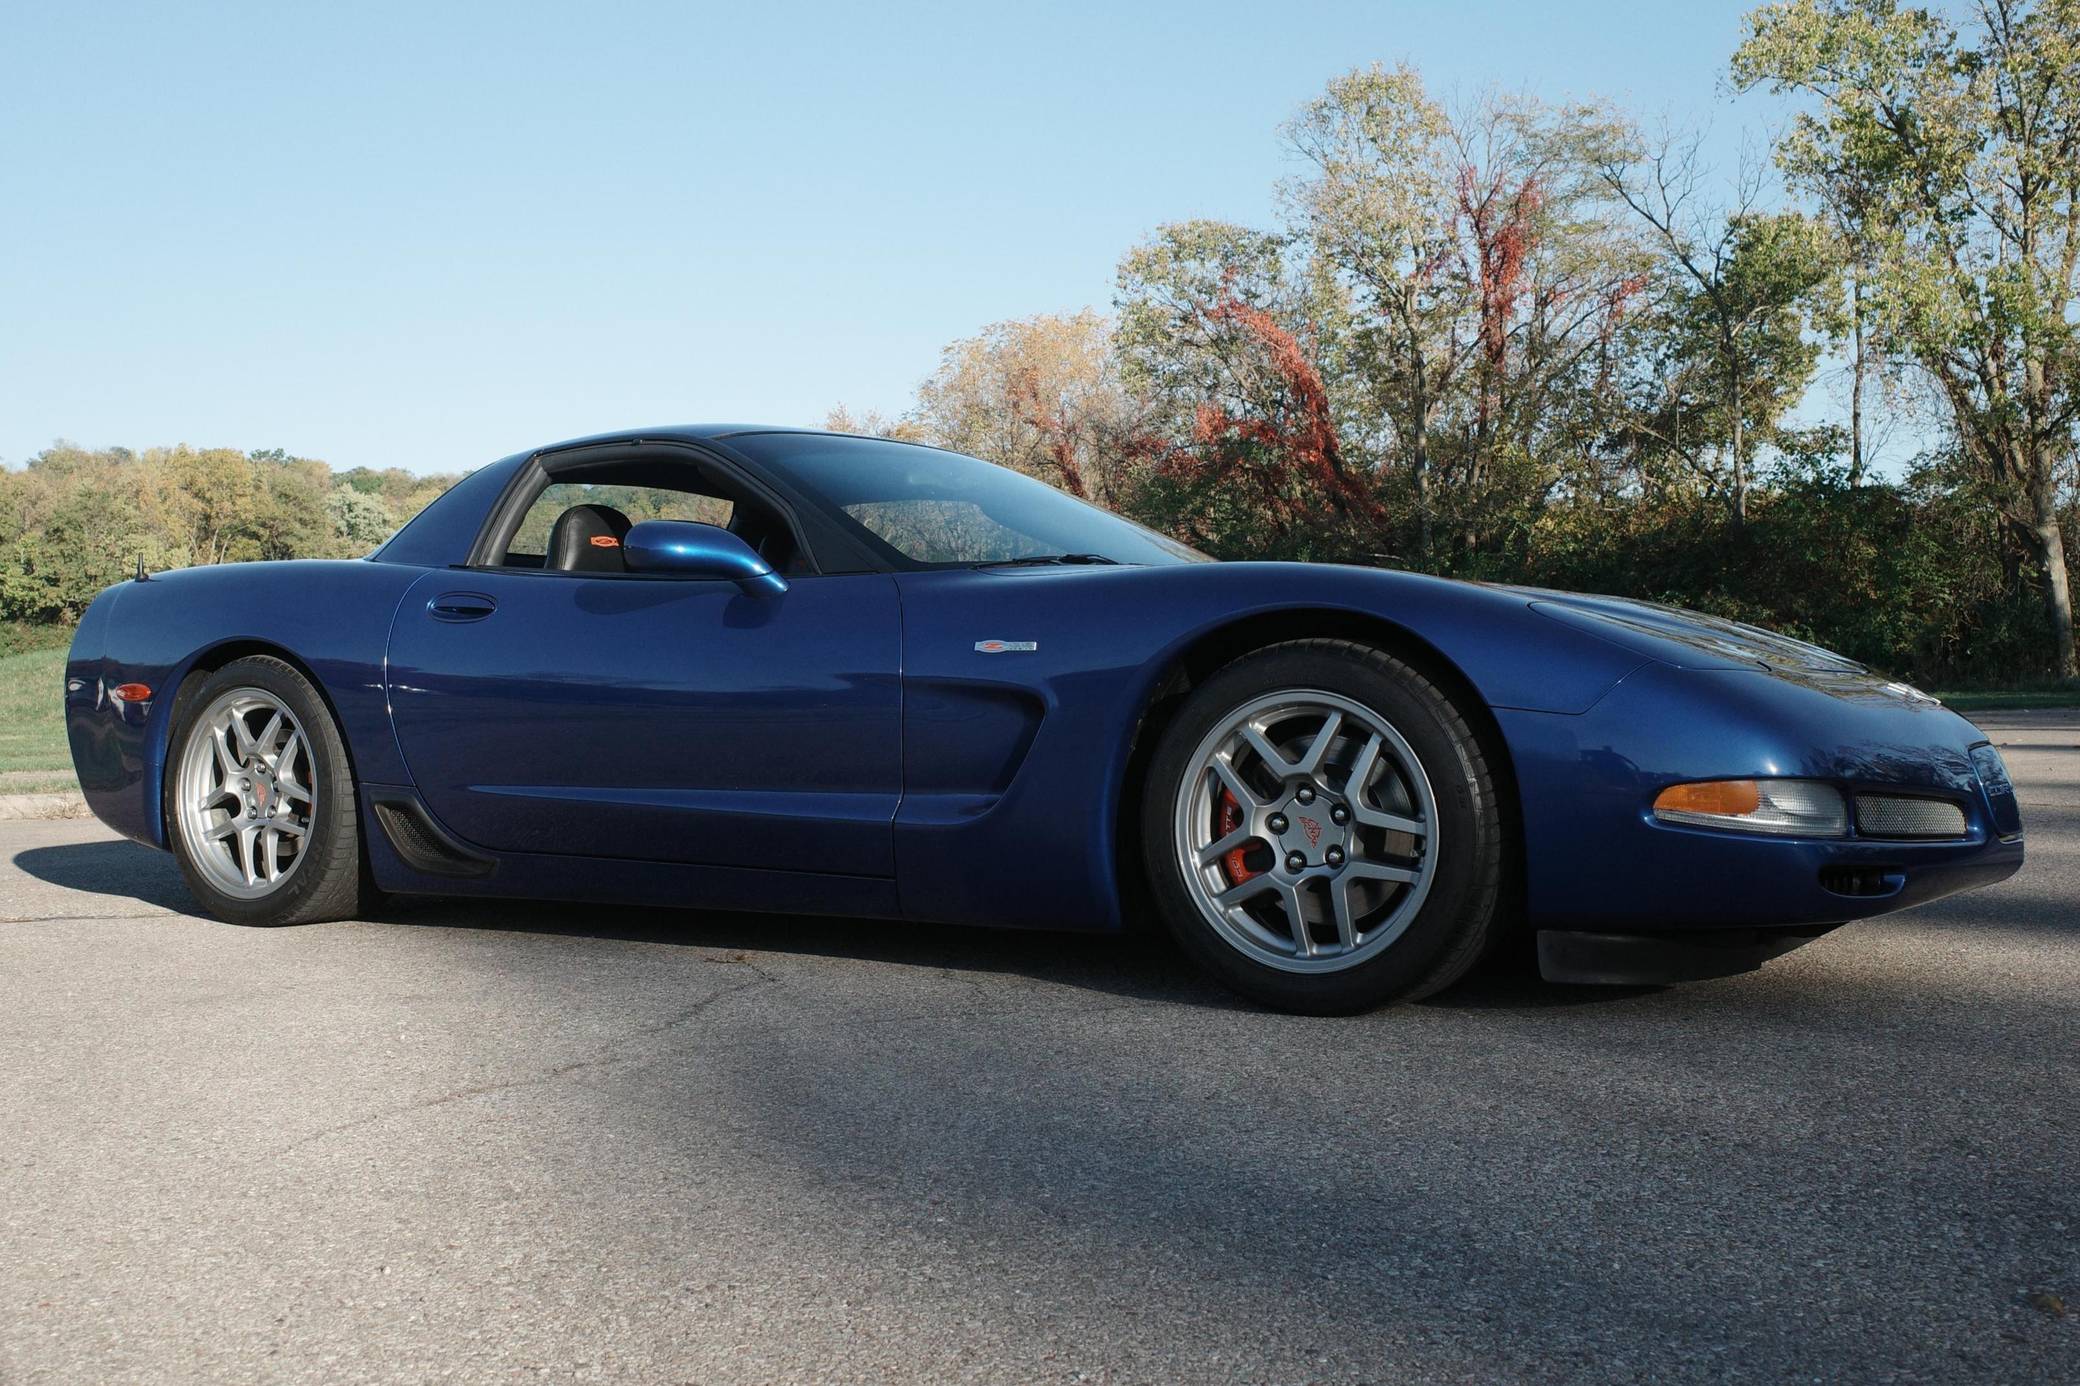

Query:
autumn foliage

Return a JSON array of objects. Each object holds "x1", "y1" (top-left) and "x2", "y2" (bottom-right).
[{"x1": 1123, "y1": 285, "x2": 1384, "y2": 560}]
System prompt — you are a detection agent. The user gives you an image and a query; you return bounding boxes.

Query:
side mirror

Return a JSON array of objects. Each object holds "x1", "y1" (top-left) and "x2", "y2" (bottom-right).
[{"x1": 622, "y1": 520, "x2": 788, "y2": 596}]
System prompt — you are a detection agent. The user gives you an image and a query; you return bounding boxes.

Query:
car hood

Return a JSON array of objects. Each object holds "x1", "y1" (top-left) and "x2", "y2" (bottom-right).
[{"x1": 1506, "y1": 586, "x2": 1878, "y2": 677}]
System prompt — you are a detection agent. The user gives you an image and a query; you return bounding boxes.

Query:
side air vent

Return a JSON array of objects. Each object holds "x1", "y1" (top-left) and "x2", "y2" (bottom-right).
[{"x1": 370, "y1": 794, "x2": 496, "y2": 878}]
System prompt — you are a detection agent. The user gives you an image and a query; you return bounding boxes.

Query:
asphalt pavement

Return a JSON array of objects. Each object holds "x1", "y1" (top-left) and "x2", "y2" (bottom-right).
[{"x1": 2, "y1": 714, "x2": 2075, "y2": 1384}]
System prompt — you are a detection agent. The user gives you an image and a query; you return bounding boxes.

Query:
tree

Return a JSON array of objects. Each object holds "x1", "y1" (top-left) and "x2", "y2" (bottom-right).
[
  {"x1": 1115, "y1": 220, "x2": 1310, "y2": 420},
  {"x1": 821, "y1": 405, "x2": 927, "y2": 441},
  {"x1": 910, "y1": 311, "x2": 1151, "y2": 507},
  {"x1": 0, "y1": 444, "x2": 465, "y2": 624},
  {"x1": 1598, "y1": 133, "x2": 1843, "y2": 523},
  {"x1": 1736, "y1": 0, "x2": 2080, "y2": 678},
  {"x1": 1115, "y1": 221, "x2": 1385, "y2": 558},
  {"x1": 328, "y1": 484, "x2": 396, "y2": 551},
  {"x1": 1282, "y1": 67, "x2": 1650, "y2": 563}
]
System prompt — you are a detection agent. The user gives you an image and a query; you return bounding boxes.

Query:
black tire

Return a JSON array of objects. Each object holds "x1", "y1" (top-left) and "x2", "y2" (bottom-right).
[
  {"x1": 163, "y1": 655, "x2": 367, "y2": 926},
  {"x1": 1139, "y1": 639, "x2": 1506, "y2": 1014}
]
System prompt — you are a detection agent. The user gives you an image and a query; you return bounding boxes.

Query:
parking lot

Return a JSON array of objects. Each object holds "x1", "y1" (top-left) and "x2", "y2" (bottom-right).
[{"x1": 2, "y1": 713, "x2": 2074, "y2": 1383}]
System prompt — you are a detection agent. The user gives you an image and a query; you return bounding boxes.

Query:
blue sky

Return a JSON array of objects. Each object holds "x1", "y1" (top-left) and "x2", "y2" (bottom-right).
[{"x1": 3, "y1": 1, "x2": 1783, "y2": 475}]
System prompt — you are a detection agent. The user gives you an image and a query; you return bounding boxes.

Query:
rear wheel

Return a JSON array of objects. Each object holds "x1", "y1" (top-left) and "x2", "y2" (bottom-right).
[
  {"x1": 1141, "y1": 639, "x2": 1506, "y2": 1013},
  {"x1": 165, "y1": 656, "x2": 366, "y2": 926}
]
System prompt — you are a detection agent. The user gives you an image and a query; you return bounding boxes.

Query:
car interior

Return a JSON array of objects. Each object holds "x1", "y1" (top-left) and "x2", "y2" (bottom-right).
[{"x1": 495, "y1": 457, "x2": 811, "y2": 576}]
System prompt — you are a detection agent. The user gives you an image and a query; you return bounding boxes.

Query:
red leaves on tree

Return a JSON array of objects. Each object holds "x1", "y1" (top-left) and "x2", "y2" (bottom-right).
[
  {"x1": 1004, "y1": 365, "x2": 1089, "y2": 500},
  {"x1": 1131, "y1": 284, "x2": 1379, "y2": 547},
  {"x1": 1459, "y1": 168, "x2": 1543, "y2": 374}
]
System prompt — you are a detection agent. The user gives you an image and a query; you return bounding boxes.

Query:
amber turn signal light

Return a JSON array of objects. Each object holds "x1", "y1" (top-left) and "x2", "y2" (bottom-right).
[
  {"x1": 109, "y1": 682, "x2": 152, "y2": 702},
  {"x1": 1653, "y1": 780, "x2": 1762, "y2": 816},
  {"x1": 1651, "y1": 778, "x2": 1849, "y2": 837}
]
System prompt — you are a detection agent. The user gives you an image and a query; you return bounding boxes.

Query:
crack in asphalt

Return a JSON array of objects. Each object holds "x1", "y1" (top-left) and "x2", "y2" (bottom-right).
[{"x1": 270, "y1": 965, "x2": 778, "y2": 1156}]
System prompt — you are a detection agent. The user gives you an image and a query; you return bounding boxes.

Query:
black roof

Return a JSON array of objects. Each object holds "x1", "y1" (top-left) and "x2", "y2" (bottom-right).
[{"x1": 535, "y1": 423, "x2": 870, "y2": 449}]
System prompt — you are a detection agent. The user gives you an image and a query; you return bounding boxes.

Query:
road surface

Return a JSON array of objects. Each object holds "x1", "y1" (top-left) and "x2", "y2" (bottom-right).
[{"x1": 2, "y1": 714, "x2": 2074, "y2": 1383}]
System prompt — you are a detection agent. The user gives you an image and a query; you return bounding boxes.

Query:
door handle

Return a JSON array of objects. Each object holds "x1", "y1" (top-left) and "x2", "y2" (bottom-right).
[{"x1": 428, "y1": 592, "x2": 497, "y2": 622}]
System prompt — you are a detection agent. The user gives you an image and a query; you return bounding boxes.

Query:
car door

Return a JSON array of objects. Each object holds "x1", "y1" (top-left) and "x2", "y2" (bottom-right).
[{"x1": 384, "y1": 566, "x2": 902, "y2": 878}]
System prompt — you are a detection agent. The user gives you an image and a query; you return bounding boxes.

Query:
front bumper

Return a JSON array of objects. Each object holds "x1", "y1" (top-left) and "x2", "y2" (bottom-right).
[{"x1": 1500, "y1": 661, "x2": 2025, "y2": 935}]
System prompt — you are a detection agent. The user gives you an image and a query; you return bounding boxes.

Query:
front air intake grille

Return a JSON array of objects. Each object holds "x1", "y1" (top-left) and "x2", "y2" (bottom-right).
[
  {"x1": 1819, "y1": 865, "x2": 1904, "y2": 898},
  {"x1": 1854, "y1": 794, "x2": 1968, "y2": 840}
]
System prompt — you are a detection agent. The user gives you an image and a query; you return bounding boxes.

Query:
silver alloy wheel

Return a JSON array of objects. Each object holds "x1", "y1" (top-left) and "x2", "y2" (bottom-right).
[
  {"x1": 1172, "y1": 688, "x2": 1439, "y2": 974},
  {"x1": 174, "y1": 687, "x2": 317, "y2": 899}
]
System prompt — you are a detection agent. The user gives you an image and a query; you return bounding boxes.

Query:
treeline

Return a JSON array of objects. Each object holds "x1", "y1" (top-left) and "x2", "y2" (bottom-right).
[
  {"x1": 0, "y1": 444, "x2": 459, "y2": 626},
  {"x1": 836, "y1": 0, "x2": 2080, "y2": 686},
  {"x1": 9, "y1": 1, "x2": 2078, "y2": 688}
]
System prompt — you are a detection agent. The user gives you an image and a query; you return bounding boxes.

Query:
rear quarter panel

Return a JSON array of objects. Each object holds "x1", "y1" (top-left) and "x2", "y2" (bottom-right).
[{"x1": 66, "y1": 560, "x2": 429, "y2": 847}]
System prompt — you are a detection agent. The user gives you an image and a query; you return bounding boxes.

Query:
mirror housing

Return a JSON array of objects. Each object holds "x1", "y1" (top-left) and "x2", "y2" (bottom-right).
[{"x1": 622, "y1": 520, "x2": 787, "y2": 595}]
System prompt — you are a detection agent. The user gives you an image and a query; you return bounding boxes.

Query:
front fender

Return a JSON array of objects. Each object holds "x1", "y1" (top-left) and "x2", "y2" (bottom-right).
[{"x1": 887, "y1": 564, "x2": 1645, "y2": 930}]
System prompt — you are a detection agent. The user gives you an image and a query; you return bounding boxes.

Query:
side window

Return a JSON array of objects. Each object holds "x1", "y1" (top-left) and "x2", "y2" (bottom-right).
[{"x1": 502, "y1": 483, "x2": 736, "y2": 567}]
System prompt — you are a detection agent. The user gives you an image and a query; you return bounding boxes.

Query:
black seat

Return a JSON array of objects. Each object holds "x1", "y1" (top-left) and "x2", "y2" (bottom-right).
[{"x1": 546, "y1": 504, "x2": 633, "y2": 572}]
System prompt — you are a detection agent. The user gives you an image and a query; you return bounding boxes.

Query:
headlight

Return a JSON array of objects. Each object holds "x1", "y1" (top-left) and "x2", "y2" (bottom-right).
[
  {"x1": 1969, "y1": 743, "x2": 2013, "y2": 797},
  {"x1": 1652, "y1": 779, "x2": 1849, "y2": 837}
]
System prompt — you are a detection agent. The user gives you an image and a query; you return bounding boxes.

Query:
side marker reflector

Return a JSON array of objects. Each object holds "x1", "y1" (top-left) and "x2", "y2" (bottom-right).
[{"x1": 109, "y1": 682, "x2": 153, "y2": 702}]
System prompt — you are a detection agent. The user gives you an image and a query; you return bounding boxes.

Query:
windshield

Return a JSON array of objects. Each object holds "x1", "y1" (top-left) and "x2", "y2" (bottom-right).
[{"x1": 726, "y1": 432, "x2": 1210, "y2": 568}]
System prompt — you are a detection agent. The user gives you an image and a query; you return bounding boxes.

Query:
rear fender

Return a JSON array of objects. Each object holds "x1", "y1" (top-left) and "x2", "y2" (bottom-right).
[{"x1": 67, "y1": 561, "x2": 429, "y2": 848}]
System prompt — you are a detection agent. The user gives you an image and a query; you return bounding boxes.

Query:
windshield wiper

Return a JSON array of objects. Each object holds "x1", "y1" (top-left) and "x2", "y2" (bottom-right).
[{"x1": 974, "y1": 553, "x2": 1121, "y2": 568}]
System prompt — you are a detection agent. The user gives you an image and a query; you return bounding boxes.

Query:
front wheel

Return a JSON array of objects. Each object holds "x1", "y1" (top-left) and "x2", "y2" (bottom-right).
[
  {"x1": 165, "y1": 656, "x2": 367, "y2": 926},
  {"x1": 1141, "y1": 640, "x2": 1507, "y2": 1014}
]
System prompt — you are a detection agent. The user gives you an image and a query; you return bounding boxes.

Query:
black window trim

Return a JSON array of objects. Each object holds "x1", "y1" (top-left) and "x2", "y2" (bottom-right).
[{"x1": 462, "y1": 438, "x2": 826, "y2": 579}]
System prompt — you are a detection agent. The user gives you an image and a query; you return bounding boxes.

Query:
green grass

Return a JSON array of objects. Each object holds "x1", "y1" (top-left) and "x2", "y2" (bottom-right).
[
  {"x1": 1935, "y1": 688, "x2": 2080, "y2": 711},
  {"x1": 0, "y1": 621, "x2": 74, "y2": 657},
  {"x1": 0, "y1": 645, "x2": 78, "y2": 794}
]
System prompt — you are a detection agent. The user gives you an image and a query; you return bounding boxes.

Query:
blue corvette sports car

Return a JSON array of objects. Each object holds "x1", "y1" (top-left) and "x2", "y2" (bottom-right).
[{"x1": 65, "y1": 426, "x2": 2024, "y2": 1012}]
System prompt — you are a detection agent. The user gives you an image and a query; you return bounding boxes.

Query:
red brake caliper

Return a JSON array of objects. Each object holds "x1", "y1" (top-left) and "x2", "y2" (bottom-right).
[{"x1": 1218, "y1": 789, "x2": 1262, "y2": 884}]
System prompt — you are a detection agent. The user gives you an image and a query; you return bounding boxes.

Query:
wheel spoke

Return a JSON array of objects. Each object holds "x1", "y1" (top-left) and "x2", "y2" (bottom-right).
[
  {"x1": 205, "y1": 815, "x2": 245, "y2": 842},
  {"x1": 1212, "y1": 874, "x2": 1280, "y2": 910},
  {"x1": 235, "y1": 824, "x2": 258, "y2": 886},
  {"x1": 277, "y1": 734, "x2": 302, "y2": 785},
  {"x1": 1344, "y1": 734, "x2": 1381, "y2": 800},
  {"x1": 1330, "y1": 876, "x2": 1360, "y2": 952},
  {"x1": 275, "y1": 775, "x2": 312, "y2": 805},
  {"x1": 269, "y1": 818, "x2": 306, "y2": 838},
  {"x1": 254, "y1": 713, "x2": 285, "y2": 764},
  {"x1": 259, "y1": 828, "x2": 280, "y2": 882},
  {"x1": 1279, "y1": 882, "x2": 1314, "y2": 957},
  {"x1": 1344, "y1": 733, "x2": 1425, "y2": 836},
  {"x1": 1353, "y1": 804, "x2": 1427, "y2": 838},
  {"x1": 1346, "y1": 861, "x2": 1419, "y2": 887},
  {"x1": 1238, "y1": 724, "x2": 1296, "y2": 778},
  {"x1": 229, "y1": 712, "x2": 260, "y2": 762},
  {"x1": 212, "y1": 724, "x2": 242, "y2": 779},
  {"x1": 1293, "y1": 710, "x2": 1343, "y2": 776},
  {"x1": 1209, "y1": 753, "x2": 1266, "y2": 810},
  {"x1": 1196, "y1": 824, "x2": 1256, "y2": 868}
]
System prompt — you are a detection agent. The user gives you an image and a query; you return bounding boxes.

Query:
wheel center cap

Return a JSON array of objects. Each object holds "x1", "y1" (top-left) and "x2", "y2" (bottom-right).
[{"x1": 1273, "y1": 796, "x2": 1347, "y2": 862}]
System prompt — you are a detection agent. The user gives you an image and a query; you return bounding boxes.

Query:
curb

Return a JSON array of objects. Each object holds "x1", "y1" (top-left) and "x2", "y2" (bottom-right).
[{"x1": 0, "y1": 792, "x2": 91, "y2": 821}]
